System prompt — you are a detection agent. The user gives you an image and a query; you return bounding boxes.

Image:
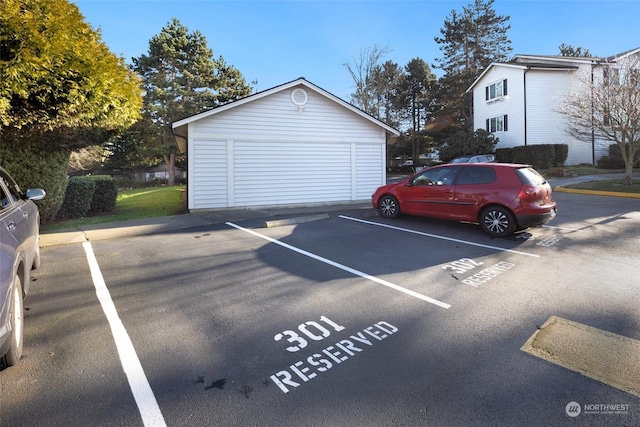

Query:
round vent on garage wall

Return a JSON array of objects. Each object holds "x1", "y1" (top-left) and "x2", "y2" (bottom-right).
[{"x1": 291, "y1": 88, "x2": 308, "y2": 111}]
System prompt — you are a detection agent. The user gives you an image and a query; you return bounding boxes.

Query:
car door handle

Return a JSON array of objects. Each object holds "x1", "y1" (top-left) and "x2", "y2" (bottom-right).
[
  {"x1": 23, "y1": 211, "x2": 29, "y2": 219},
  {"x1": 7, "y1": 221, "x2": 16, "y2": 230}
]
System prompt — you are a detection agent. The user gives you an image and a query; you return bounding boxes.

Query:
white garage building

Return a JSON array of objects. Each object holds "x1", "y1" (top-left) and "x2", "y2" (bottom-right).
[{"x1": 172, "y1": 78, "x2": 399, "y2": 212}]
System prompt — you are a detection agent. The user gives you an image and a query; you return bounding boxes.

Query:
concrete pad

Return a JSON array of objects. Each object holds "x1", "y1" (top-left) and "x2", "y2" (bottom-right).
[
  {"x1": 263, "y1": 214, "x2": 330, "y2": 228},
  {"x1": 521, "y1": 316, "x2": 640, "y2": 397}
]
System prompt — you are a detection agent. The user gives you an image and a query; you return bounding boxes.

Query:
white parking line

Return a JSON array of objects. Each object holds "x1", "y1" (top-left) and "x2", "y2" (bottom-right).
[
  {"x1": 82, "y1": 242, "x2": 166, "y2": 427},
  {"x1": 339, "y1": 216, "x2": 540, "y2": 258},
  {"x1": 226, "y1": 222, "x2": 451, "y2": 309}
]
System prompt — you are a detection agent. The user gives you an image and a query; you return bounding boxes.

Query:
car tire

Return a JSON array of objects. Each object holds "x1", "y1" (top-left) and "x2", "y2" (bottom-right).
[
  {"x1": 480, "y1": 206, "x2": 516, "y2": 237},
  {"x1": 4, "y1": 275, "x2": 24, "y2": 367},
  {"x1": 379, "y1": 195, "x2": 400, "y2": 218}
]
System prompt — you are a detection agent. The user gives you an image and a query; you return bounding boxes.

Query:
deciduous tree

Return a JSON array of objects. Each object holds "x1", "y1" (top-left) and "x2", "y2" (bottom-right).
[
  {"x1": 559, "y1": 58, "x2": 640, "y2": 184},
  {"x1": 344, "y1": 45, "x2": 391, "y2": 116}
]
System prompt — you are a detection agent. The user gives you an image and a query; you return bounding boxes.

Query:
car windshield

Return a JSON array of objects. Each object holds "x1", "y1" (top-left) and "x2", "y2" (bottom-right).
[{"x1": 515, "y1": 167, "x2": 547, "y2": 185}]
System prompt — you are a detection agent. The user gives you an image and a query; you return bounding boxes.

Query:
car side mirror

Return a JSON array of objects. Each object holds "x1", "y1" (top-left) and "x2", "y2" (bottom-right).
[{"x1": 26, "y1": 188, "x2": 46, "y2": 201}]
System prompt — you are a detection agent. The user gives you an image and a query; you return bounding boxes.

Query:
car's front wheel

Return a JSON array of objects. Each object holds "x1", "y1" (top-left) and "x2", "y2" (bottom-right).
[
  {"x1": 3, "y1": 275, "x2": 24, "y2": 367},
  {"x1": 479, "y1": 206, "x2": 516, "y2": 237},
  {"x1": 379, "y1": 195, "x2": 400, "y2": 218}
]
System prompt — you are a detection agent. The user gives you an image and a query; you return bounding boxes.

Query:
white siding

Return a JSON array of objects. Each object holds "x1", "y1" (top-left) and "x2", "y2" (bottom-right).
[
  {"x1": 191, "y1": 87, "x2": 382, "y2": 143},
  {"x1": 355, "y1": 144, "x2": 383, "y2": 199},
  {"x1": 186, "y1": 83, "x2": 388, "y2": 210},
  {"x1": 473, "y1": 65, "x2": 525, "y2": 147},
  {"x1": 473, "y1": 64, "x2": 602, "y2": 165},
  {"x1": 192, "y1": 140, "x2": 228, "y2": 209}
]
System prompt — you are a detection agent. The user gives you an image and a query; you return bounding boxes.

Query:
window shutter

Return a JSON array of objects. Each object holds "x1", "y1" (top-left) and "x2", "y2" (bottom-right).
[
  {"x1": 503, "y1": 115, "x2": 508, "y2": 131},
  {"x1": 485, "y1": 87, "x2": 489, "y2": 100},
  {"x1": 503, "y1": 79, "x2": 507, "y2": 96},
  {"x1": 486, "y1": 119, "x2": 490, "y2": 131}
]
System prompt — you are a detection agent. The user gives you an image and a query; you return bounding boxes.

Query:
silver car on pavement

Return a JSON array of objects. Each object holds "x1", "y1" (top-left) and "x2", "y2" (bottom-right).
[{"x1": 0, "y1": 166, "x2": 45, "y2": 367}]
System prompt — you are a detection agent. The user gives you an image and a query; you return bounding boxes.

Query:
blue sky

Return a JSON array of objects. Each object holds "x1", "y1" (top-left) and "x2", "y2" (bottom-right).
[{"x1": 74, "y1": 0, "x2": 640, "y2": 101}]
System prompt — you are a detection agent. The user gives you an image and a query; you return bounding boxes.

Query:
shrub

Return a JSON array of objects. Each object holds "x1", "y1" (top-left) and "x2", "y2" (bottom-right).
[
  {"x1": 86, "y1": 175, "x2": 118, "y2": 213},
  {"x1": 439, "y1": 128, "x2": 498, "y2": 163},
  {"x1": 56, "y1": 177, "x2": 96, "y2": 220},
  {"x1": 553, "y1": 144, "x2": 569, "y2": 166},
  {"x1": 597, "y1": 144, "x2": 639, "y2": 169},
  {"x1": 0, "y1": 141, "x2": 69, "y2": 223},
  {"x1": 495, "y1": 148, "x2": 514, "y2": 163},
  {"x1": 496, "y1": 144, "x2": 565, "y2": 169}
]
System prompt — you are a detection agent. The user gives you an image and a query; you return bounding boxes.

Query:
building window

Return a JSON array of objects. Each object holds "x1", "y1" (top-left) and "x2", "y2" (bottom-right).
[
  {"x1": 485, "y1": 79, "x2": 507, "y2": 101},
  {"x1": 486, "y1": 115, "x2": 508, "y2": 133}
]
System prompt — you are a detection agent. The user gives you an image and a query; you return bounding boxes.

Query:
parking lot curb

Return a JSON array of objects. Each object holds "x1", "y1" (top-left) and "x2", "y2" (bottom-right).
[
  {"x1": 554, "y1": 186, "x2": 640, "y2": 199},
  {"x1": 264, "y1": 213, "x2": 330, "y2": 228}
]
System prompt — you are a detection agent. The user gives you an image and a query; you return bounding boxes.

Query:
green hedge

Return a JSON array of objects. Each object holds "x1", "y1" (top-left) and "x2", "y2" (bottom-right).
[
  {"x1": 495, "y1": 144, "x2": 568, "y2": 169},
  {"x1": 56, "y1": 177, "x2": 96, "y2": 220},
  {"x1": 0, "y1": 141, "x2": 70, "y2": 224},
  {"x1": 86, "y1": 175, "x2": 118, "y2": 213},
  {"x1": 495, "y1": 147, "x2": 514, "y2": 163}
]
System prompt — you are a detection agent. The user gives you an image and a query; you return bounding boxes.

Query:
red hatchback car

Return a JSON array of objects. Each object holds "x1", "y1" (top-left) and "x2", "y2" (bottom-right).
[{"x1": 372, "y1": 163, "x2": 557, "y2": 237}]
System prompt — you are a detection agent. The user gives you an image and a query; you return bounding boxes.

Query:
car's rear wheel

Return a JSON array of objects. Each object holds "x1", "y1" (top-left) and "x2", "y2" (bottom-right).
[
  {"x1": 379, "y1": 195, "x2": 400, "y2": 218},
  {"x1": 4, "y1": 275, "x2": 24, "y2": 367},
  {"x1": 480, "y1": 206, "x2": 516, "y2": 237}
]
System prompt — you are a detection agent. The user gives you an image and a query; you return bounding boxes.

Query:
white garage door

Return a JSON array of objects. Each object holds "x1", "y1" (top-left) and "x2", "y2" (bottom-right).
[{"x1": 233, "y1": 141, "x2": 352, "y2": 207}]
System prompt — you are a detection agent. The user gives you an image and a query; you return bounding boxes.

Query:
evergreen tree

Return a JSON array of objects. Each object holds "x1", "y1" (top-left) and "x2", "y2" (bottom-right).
[
  {"x1": 399, "y1": 58, "x2": 437, "y2": 162},
  {"x1": 558, "y1": 44, "x2": 592, "y2": 57},
  {"x1": 371, "y1": 60, "x2": 405, "y2": 129},
  {"x1": 132, "y1": 18, "x2": 251, "y2": 185},
  {"x1": 433, "y1": 0, "x2": 512, "y2": 128},
  {"x1": 0, "y1": 0, "x2": 142, "y2": 222}
]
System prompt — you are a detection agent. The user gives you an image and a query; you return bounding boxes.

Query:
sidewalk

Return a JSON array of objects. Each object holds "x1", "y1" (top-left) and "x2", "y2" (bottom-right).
[{"x1": 39, "y1": 202, "x2": 371, "y2": 248}]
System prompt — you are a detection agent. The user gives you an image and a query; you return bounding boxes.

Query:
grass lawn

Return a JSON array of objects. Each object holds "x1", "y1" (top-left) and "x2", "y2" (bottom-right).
[
  {"x1": 42, "y1": 185, "x2": 185, "y2": 231},
  {"x1": 562, "y1": 179, "x2": 640, "y2": 194}
]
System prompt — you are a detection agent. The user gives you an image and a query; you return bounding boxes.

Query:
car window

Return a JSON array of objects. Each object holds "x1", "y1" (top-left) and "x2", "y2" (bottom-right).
[
  {"x1": 515, "y1": 167, "x2": 547, "y2": 185},
  {"x1": 0, "y1": 170, "x2": 22, "y2": 202},
  {"x1": 456, "y1": 166, "x2": 497, "y2": 185},
  {"x1": 0, "y1": 172, "x2": 20, "y2": 208},
  {"x1": 451, "y1": 157, "x2": 470, "y2": 163},
  {"x1": 412, "y1": 167, "x2": 459, "y2": 186},
  {"x1": 0, "y1": 181, "x2": 12, "y2": 209}
]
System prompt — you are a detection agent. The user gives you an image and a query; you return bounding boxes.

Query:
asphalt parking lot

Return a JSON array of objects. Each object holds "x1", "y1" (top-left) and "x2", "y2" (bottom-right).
[{"x1": 2, "y1": 190, "x2": 640, "y2": 426}]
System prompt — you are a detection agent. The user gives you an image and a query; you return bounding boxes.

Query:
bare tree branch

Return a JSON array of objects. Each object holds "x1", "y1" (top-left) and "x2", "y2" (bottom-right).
[{"x1": 558, "y1": 55, "x2": 640, "y2": 184}]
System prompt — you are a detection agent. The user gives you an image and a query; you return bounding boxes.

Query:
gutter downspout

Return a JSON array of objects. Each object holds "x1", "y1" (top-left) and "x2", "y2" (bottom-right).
[{"x1": 523, "y1": 67, "x2": 530, "y2": 146}]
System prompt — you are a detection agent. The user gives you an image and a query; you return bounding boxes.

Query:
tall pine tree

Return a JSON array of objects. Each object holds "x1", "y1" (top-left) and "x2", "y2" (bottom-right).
[
  {"x1": 133, "y1": 18, "x2": 251, "y2": 184},
  {"x1": 400, "y1": 58, "x2": 437, "y2": 162},
  {"x1": 433, "y1": 0, "x2": 512, "y2": 129}
]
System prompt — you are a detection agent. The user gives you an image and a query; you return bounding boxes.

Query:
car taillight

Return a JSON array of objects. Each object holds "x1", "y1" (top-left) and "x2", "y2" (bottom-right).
[{"x1": 518, "y1": 185, "x2": 543, "y2": 204}]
